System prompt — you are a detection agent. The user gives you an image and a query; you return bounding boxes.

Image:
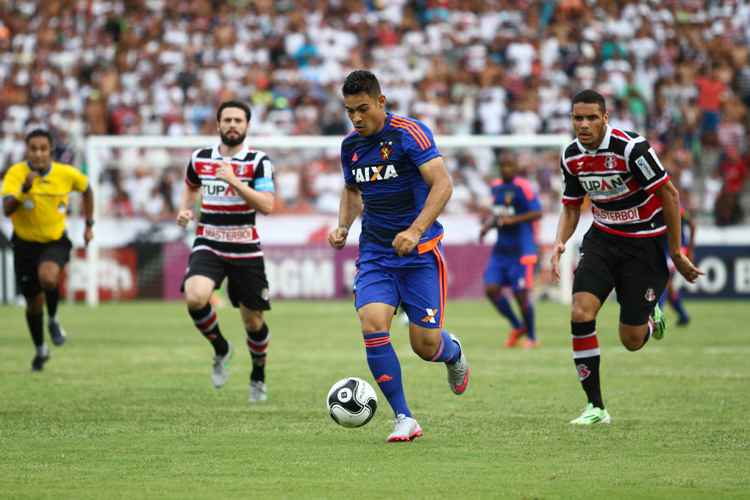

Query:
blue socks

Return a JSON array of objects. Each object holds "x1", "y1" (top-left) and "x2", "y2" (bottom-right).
[
  {"x1": 491, "y1": 294, "x2": 521, "y2": 329},
  {"x1": 668, "y1": 291, "x2": 689, "y2": 323},
  {"x1": 520, "y1": 300, "x2": 536, "y2": 341},
  {"x1": 429, "y1": 330, "x2": 461, "y2": 364},
  {"x1": 363, "y1": 332, "x2": 411, "y2": 417}
]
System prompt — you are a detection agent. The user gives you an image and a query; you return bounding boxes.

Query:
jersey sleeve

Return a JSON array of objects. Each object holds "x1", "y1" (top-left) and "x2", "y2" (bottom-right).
[
  {"x1": 526, "y1": 190, "x2": 542, "y2": 212},
  {"x1": 253, "y1": 154, "x2": 275, "y2": 193},
  {"x1": 401, "y1": 120, "x2": 441, "y2": 167},
  {"x1": 68, "y1": 165, "x2": 89, "y2": 192},
  {"x1": 628, "y1": 140, "x2": 669, "y2": 194},
  {"x1": 560, "y1": 157, "x2": 585, "y2": 205},
  {"x1": 1, "y1": 165, "x2": 24, "y2": 198},
  {"x1": 341, "y1": 142, "x2": 355, "y2": 186},
  {"x1": 185, "y1": 156, "x2": 201, "y2": 187}
]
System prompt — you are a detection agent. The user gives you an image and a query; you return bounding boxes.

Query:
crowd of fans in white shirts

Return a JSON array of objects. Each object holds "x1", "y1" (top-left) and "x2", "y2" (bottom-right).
[{"x1": 1, "y1": 0, "x2": 749, "y2": 224}]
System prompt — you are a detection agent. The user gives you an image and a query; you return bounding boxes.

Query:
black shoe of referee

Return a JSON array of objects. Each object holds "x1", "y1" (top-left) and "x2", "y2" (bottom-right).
[{"x1": 48, "y1": 320, "x2": 67, "y2": 346}]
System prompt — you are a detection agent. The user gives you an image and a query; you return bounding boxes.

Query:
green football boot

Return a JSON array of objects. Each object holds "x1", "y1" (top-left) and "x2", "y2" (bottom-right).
[
  {"x1": 570, "y1": 403, "x2": 611, "y2": 425},
  {"x1": 651, "y1": 303, "x2": 666, "y2": 340}
]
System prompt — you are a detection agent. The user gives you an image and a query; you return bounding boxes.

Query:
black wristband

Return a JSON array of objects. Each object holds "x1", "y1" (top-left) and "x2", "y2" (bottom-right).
[
  {"x1": 85, "y1": 219, "x2": 95, "y2": 227},
  {"x1": 21, "y1": 184, "x2": 31, "y2": 193}
]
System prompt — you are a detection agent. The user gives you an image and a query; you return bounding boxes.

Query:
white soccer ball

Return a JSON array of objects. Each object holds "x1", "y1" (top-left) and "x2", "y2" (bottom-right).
[{"x1": 326, "y1": 377, "x2": 378, "y2": 428}]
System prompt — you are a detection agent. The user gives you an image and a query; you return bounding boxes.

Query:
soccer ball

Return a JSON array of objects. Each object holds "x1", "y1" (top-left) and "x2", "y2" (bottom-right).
[{"x1": 326, "y1": 377, "x2": 378, "y2": 428}]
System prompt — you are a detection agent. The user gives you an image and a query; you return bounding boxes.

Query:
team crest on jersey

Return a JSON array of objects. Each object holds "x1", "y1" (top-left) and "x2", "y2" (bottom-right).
[
  {"x1": 380, "y1": 141, "x2": 393, "y2": 160},
  {"x1": 605, "y1": 156, "x2": 616, "y2": 170},
  {"x1": 504, "y1": 192, "x2": 514, "y2": 205},
  {"x1": 421, "y1": 308, "x2": 438, "y2": 324},
  {"x1": 644, "y1": 288, "x2": 656, "y2": 302}
]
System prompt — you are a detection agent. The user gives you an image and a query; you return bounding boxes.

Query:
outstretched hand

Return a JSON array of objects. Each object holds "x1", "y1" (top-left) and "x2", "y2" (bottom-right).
[
  {"x1": 672, "y1": 253, "x2": 703, "y2": 283},
  {"x1": 550, "y1": 242, "x2": 566, "y2": 282}
]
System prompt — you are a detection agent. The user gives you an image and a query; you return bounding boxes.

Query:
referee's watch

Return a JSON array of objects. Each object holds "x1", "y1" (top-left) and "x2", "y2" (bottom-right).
[{"x1": 85, "y1": 219, "x2": 95, "y2": 227}]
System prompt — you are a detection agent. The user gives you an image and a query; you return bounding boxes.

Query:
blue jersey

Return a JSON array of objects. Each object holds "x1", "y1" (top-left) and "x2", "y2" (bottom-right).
[
  {"x1": 341, "y1": 113, "x2": 443, "y2": 265},
  {"x1": 489, "y1": 177, "x2": 541, "y2": 257}
]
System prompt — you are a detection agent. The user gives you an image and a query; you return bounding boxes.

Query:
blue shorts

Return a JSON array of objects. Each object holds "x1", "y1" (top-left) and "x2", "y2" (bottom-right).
[
  {"x1": 483, "y1": 254, "x2": 536, "y2": 291},
  {"x1": 354, "y1": 246, "x2": 447, "y2": 329}
]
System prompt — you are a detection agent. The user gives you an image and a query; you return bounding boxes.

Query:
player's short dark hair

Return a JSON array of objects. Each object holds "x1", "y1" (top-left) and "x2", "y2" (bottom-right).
[
  {"x1": 25, "y1": 128, "x2": 53, "y2": 145},
  {"x1": 217, "y1": 100, "x2": 252, "y2": 122},
  {"x1": 572, "y1": 89, "x2": 606, "y2": 113},
  {"x1": 342, "y1": 70, "x2": 382, "y2": 98}
]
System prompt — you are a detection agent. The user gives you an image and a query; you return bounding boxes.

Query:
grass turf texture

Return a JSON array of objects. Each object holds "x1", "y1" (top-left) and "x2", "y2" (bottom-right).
[{"x1": 1, "y1": 300, "x2": 748, "y2": 499}]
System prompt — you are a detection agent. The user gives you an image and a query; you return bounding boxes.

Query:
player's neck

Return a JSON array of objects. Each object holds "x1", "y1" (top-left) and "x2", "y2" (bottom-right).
[
  {"x1": 29, "y1": 163, "x2": 51, "y2": 176},
  {"x1": 219, "y1": 143, "x2": 244, "y2": 158}
]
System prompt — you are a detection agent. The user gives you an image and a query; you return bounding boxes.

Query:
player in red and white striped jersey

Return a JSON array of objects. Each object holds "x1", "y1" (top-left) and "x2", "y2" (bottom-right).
[
  {"x1": 550, "y1": 90, "x2": 703, "y2": 425},
  {"x1": 176, "y1": 100, "x2": 274, "y2": 402}
]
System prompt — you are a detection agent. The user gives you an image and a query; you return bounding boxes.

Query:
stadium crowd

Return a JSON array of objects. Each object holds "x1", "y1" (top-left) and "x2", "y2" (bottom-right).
[{"x1": 1, "y1": 0, "x2": 749, "y2": 224}]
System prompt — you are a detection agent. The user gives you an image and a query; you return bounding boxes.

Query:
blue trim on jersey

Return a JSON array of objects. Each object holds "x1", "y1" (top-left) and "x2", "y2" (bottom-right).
[{"x1": 254, "y1": 178, "x2": 275, "y2": 192}]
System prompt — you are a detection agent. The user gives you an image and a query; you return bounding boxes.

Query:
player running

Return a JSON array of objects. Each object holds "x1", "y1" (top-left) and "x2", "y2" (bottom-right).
[
  {"x1": 2, "y1": 129, "x2": 94, "y2": 371},
  {"x1": 177, "y1": 100, "x2": 275, "y2": 403},
  {"x1": 550, "y1": 90, "x2": 703, "y2": 425},
  {"x1": 328, "y1": 70, "x2": 470, "y2": 442},
  {"x1": 480, "y1": 151, "x2": 542, "y2": 348}
]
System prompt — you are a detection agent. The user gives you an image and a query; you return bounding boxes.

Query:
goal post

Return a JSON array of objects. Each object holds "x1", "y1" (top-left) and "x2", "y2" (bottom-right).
[{"x1": 83, "y1": 134, "x2": 573, "y2": 306}]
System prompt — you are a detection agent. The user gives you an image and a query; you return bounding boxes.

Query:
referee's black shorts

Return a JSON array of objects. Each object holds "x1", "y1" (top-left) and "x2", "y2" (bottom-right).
[
  {"x1": 181, "y1": 250, "x2": 271, "y2": 310},
  {"x1": 573, "y1": 227, "x2": 668, "y2": 326},
  {"x1": 11, "y1": 233, "x2": 72, "y2": 297}
]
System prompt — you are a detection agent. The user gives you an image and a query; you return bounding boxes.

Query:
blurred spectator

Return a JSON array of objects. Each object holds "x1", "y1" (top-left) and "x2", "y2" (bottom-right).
[{"x1": 1, "y1": 0, "x2": 749, "y2": 223}]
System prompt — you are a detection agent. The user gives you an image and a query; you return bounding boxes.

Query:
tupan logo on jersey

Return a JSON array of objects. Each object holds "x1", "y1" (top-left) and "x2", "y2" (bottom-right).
[
  {"x1": 580, "y1": 175, "x2": 628, "y2": 197},
  {"x1": 202, "y1": 179, "x2": 238, "y2": 196},
  {"x1": 351, "y1": 164, "x2": 398, "y2": 183},
  {"x1": 380, "y1": 141, "x2": 393, "y2": 160}
]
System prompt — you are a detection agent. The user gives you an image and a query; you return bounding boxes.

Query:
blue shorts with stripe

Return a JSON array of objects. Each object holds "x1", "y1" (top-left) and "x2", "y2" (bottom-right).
[
  {"x1": 354, "y1": 245, "x2": 447, "y2": 329},
  {"x1": 483, "y1": 254, "x2": 537, "y2": 292}
]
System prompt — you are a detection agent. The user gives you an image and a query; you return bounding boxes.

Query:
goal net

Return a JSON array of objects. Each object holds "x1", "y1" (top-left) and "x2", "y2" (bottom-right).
[{"x1": 76, "y1": 134, "x2": 576, "y2": 305}]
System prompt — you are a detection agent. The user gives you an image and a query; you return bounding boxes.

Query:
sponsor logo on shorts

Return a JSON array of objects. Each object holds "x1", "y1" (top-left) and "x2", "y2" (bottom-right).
[
  {"x1": 260, "y1": 288, "x2": 269, "y2": 301},
  {"x1": 645, "y1": 288, "x2": 656, "y2": 302},
  {"x1": 592, "y1": 205, "x2": 639, "y2": 223},
  {"x1": 576, "y1": 363, "x2": 591, "y2": 381},
  {"x1": 421, "y1": 308, "x2": 438, "y2": 324}
]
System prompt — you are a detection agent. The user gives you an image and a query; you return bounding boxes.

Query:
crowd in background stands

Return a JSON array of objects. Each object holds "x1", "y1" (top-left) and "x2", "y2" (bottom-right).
[{"x1": 1, "y1": 0, "x2": 749, "y2": 224}]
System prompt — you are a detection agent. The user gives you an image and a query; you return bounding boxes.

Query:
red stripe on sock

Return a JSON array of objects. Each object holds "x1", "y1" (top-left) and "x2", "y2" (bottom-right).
[{"x1": 572, "y1": 335, "x2": 598, "y2": 351}]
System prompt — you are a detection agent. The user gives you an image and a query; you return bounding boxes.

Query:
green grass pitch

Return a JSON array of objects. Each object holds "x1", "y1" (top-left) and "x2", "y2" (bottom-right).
[{"x1": 1, "y1": 299, "x2": 748, "y2": 499}]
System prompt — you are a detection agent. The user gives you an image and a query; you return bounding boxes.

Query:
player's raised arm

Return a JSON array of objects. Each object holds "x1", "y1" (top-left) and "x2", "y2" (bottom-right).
[
  {"x1": 328, "y1": 184, "x2": 362, "y2": 250},
  {"x1": 215, "y1": 161, "x2": 275, "y2": 215},
  {"x1": 392, "y1": 157, "x2": 452, "y2": 256}
]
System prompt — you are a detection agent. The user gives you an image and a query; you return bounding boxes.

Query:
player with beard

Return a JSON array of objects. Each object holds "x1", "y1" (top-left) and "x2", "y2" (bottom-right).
[
  {"x1": 2, "y1": 128, "x2": 94, "y2": 371},
  {"x1": 177, "y1": 100, "x2": 275, "y2": 402}
]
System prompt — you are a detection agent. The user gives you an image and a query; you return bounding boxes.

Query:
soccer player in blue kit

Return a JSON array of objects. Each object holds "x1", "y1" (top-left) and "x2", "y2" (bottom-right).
[
  {"x1": 480, "y1": 152, "x2": 542, "y2": 348},
  {"x1": 328, "y1": 70, "x2": 470, "y2": 443}
]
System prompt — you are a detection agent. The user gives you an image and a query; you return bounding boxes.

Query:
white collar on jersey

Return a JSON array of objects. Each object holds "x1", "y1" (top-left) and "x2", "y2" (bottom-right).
[
  {"x1": 210, "y1": 143, "x2": 251, "y2": 160},
  {"x1": 576, "y1": 124, "x2": 612, "y2": 154}
]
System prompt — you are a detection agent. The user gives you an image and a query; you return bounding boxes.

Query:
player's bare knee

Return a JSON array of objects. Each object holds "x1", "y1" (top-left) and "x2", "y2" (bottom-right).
[
  {"x1": 619, "y1": 325, "x2": 647, "y2": 351},
  {"x1": 38, "y1": 271, "x2": 59, "y2": 290},
  {"x1": 242, "y1": 312, "x2": 264, "y2": 331},
  {"x1": 571, "y1": 302, "x2": 596, "y2": 322},
  {"x1": 184, "y1": 289, "x2": 210, "y2": 310}
]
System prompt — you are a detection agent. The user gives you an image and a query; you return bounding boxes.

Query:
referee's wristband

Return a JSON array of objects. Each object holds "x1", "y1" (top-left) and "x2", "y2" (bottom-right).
[
  {"x1": 21, "y1": 184, "x2": 32, "y2": 193},
  {"x1": 85, "y1": 219, "x2": 95, "y2": 227}
]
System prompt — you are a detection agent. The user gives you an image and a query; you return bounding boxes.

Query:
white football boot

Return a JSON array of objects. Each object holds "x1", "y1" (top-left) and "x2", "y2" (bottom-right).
[
  {"x1": 387, "y1": 414, "x2": 423, "y2": 443},
  {"x1": 211, "y1": 342, "x2": 232, "y2": 389}
]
